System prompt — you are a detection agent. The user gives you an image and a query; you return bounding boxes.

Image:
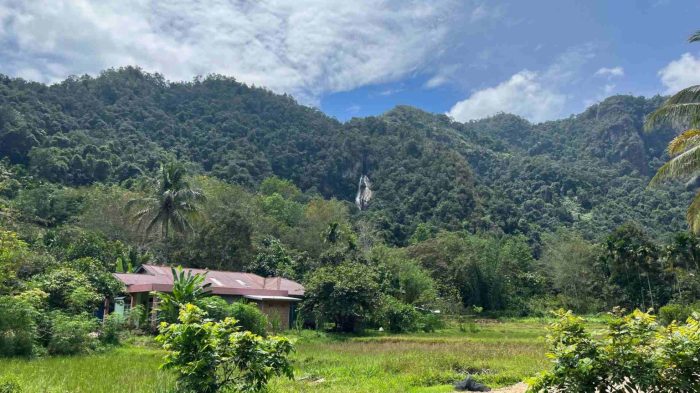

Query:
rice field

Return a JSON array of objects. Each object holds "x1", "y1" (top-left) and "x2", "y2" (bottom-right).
[{"x1": 0, "y1": 320, "x2": 552, "y2": 393}]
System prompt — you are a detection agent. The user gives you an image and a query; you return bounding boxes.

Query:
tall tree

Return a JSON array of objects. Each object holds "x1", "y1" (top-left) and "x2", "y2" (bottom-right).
[
  {"x1": 127, "y1": 162, "x2": 205, "y2": 239},
  {"x1": 646, "y1": 29, "x2": 700, "y2": 232}
]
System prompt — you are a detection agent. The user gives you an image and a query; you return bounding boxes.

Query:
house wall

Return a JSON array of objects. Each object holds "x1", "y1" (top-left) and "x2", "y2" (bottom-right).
[{"x1": 257, "y1": 300, "x2": 291, "y2": 329}]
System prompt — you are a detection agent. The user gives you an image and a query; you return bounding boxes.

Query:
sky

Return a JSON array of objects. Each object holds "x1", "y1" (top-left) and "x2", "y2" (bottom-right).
[{"x1": 1, "y1": 1, "x2": 700, "y2": 122}]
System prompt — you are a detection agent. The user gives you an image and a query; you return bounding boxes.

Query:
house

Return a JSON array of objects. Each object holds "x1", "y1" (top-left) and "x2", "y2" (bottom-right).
[{"x1": 109, "y1": 264, "x2": 304, "y2": 329}]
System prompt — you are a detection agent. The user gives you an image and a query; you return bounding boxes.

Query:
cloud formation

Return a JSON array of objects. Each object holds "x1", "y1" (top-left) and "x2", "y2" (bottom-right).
[
  {"x1": 595, "y1": 66, "x2": 624, "y2": 78},
  {"x1": 448, "y1": 45, "x2": 595, "y2": 123},
  {"x1": 0, "y1": 0, "x2": 457, "y2": 104},
  {"x1": 447, "y1": 71, "x2": 566, "y2": 123},
  {"x1": 659, "y1": 53, "x2": 700, "y2": 94}
]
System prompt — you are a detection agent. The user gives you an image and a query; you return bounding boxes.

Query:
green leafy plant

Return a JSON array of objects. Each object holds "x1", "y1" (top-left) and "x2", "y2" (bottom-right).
[
  {"x1": 0, "y1": 375, "x2": 22, "y2": 393},
  {"x1": 47, "y1": 312, "x2": 99, "y2": 355},
  {"x1": 527, "y1": 309, "x2": 700, "y2": 392},
  {"x1": 156, "y1": 266, "x2": 211, "y2": 323},
  {"x1": 156, "y1": 304, "x2": 293, "y2": 393}
]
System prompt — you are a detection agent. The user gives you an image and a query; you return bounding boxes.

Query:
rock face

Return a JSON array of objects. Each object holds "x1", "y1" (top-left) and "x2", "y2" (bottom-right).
[{"x1": 355, "y1": 175, "x2": 373, "y2": 211}]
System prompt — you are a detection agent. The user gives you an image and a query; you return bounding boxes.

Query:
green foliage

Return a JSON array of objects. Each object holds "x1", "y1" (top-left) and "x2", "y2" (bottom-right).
[
  {"x1": 0, "y1": 375, "x2": 22, "y2": 393},
  {"x1": 156, "y1": 266, "x2": 211, "y2": 323},
  {"x1": 156, "y1": 304, "x2": 294, "y2": 393},
  {"x1": 0, "y1": 230, "x2": 29, "y2": 295},
  {"x1": 377, "y1": 296, "x2": 420, "y2": 333},
  {"x1": 32, "y1": 267, "x2": 101, "y2": 312},
  {"x1": 47, "y1": 312, "x2": 99, "y2": 356},
  {"x1": 14, "y1": 184, "x2": 84, "y2": 227},
  {"x1": 248, "y1": 236, "x2": 294, "y2": 278},
  {"x1": 199, "y1": 297, "x2": 268, "y2": 336},
  {"x1": 599, "y1": 224, "x2": 669, "y2": 310},
  {"x1": 101, "y1": 314, "x2": 126, "y2": 345},
  {"x1": 127, "y1": 161, "x2": 205, "y2": 239},
  {"x1": 539, "y1": 230, "x2": 603, "y2": 313},
  {"x1": 658, "y1": 302, "x2": 699, "y2": 325},
  {"x1": 127, "y1": 304, "x2": 147, "y2": 330},
  {"x1": 228, "y1": 302, "x2": 269, "y2": 337},
  {"x1": 0, "y1": 295, "x2": 38, "y2": 357},
  {"x1": 527, "y1": 309, "x2": 700, "y2": 393},
  {"x1": 303, "y1": 262, "x2": 381, "y2": 332}
]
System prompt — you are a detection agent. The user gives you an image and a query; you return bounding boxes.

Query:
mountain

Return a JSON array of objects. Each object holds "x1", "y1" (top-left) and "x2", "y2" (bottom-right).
[{"x1": 0, "y1": 67, "x2": 692, "y2": 245}]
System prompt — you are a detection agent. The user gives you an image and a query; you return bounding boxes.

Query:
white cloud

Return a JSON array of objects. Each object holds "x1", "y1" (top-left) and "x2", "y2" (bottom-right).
[
  {"x1": 659, "y1": 53, "x2": 700, "y2": 94},
  {"x1": 0, "y1": 0, "x2": 458, "y2": 104},
  {"x1": 595, "y1": 66, "x2": 624, "y2": 78},
  {"x1": 447, "y1": 70, "x2": 566, "y2": 123},
  {"x1": 448, "y1": 45, "x2": 594, "y2": 123}
]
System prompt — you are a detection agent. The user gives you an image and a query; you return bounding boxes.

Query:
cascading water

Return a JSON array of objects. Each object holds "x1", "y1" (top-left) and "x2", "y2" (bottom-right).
[{"x1": 355, "y1": 175, "x2": 373, "y2": 211}]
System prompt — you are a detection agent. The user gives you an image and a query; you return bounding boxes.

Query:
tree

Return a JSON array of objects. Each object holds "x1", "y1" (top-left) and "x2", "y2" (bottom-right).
[
  {"x1": 156, "y1": 304, "x2": 293, "y2": 393},
  {"x1": 646, "y1": 29, "x2": 700, "y2": 232},
  {"x1": 302, "y1": 262, "x2": 380, "y2": 332},
  {"x1": 156, "y1": 267, "x2": 212, "y2": 323},
  {"x1": 127, "y1": 162, "x2": 205, "y2": 239},
  {"x1": 247, "y1": 236, "x2": 294, "y2": 278}
]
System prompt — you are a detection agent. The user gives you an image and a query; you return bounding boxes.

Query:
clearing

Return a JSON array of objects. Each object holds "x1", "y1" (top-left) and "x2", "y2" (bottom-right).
[{"x1": 0, "y1": 320, "x2": 550, "y2": 393}]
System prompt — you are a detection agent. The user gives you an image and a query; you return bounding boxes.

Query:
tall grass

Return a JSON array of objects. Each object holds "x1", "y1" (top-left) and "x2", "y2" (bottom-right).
[{"x1": 0, "y1": 320, "x2": 551, "y2": 393}]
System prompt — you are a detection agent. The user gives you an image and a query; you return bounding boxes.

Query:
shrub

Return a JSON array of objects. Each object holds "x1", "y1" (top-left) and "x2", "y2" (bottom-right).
[
  {"x1": 0, "y1": 296, "x2": 38, "y2": 357},
  {"x1": 156, "y1": 304, "x2": 293, "y2": 393},
  {"x1": 101, "y1": 313, "x2": 125, "y2": 345},
  {"x1": 201, "y1": 297, "x2": 269, "y2": 336},
  {"x1": 127, "y1": 304, "x2": 146, "y2": 330},
  {"x1": 526, "y1": 309, "x2": 700, "y2": 392},
  {"x1": 199, "y1": 296, "x2": 231, "y2": 321},
  {"x1": 47, "y1": 312, "x2": 99, "y2": 355},
  {"x1": 658, "y1": 303, "x2": 694, "y2": 325},
  {"x1": 229, "y1": 302, "x2": 268, "y2": 336},
  {"x1": 379, "y1": 296, "x2": 420, "y2": 333},
  {"x1": 0, "y1": 375, "x2": 22, "y2": 393},
  {"x1": 303, "y1": 262, "x2": 380, "y2": 332},
  {"x1": 417, "y1": 312, "x2": 444, "y2": 333}
]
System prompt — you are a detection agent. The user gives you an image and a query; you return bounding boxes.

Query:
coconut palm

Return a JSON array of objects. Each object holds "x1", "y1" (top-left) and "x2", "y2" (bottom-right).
[
  {"x1": 127, "y1": 162, "x2": 205, "y2": 239},
  {"x1": 646, "y1": 29, "x2": 700, "y2": 232}
]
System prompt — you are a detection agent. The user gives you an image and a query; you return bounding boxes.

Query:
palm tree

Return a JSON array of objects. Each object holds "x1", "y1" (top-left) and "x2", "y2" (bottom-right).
[
  {"x1": 646, "y1": 29, "x2": 700, "y2": 232},
  {"x1": 127, "y1": 162, "x2": 205, "y2": 239},
  {"x1": 157, "y1": 266, "x2": 211, "y2": 323}
]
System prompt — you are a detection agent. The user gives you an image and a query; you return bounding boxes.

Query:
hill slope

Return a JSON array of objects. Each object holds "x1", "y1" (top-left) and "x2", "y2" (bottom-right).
[{"x1": 0, "y1": 67, "x2": 691, "y2": 244}]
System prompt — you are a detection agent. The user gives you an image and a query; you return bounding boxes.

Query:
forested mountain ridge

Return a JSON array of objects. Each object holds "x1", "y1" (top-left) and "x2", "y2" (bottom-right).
[{"x1": 0, "y1": 67, "x2": 692, "y2": 245}]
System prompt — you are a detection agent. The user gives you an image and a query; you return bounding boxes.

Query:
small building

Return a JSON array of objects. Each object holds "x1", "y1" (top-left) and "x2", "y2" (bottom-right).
[{"x1": 110, "y1": 264, "x2": 304, "y2": 329}]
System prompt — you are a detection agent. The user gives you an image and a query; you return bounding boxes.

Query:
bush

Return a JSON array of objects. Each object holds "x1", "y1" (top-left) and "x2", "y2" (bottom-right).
[
  {"x1": 200, "y1": 297, "x2": 269, "y2": 336},
  {"x1": 127, "y1": 304, "x2": 146, "y2": 330},
  {"x1": 379, "y1": 296, "x2": 420, "y2": 333},
  {"x1": 47, "y1": 312, "x2": 99, "y2": 355},
  {"x1": 0, "y1": 375, "x2": 22, "y2": 393},
  {"x1": 527, "y1": 309, "x2": 700, "y2": 392},
  {"x1": 229, "y1": 302, "x2": 268, "y2": 336},
  {"x1": 0, "y1": 296, "x2": 38, "y2": 357},
  {"x1": 156, "y1": 304, "x2": 293, "y2": 393},
  {"x1": 658, "y1": 303, "x2": 695, "y2": 325},
  {"x1": 417, "y1": 312, "x2": 444, "y2": 333},
  {"x1": 199, "y1": 296, "x2": 231, "y2": 321},
  {"x1": 100, "y1": 313, "x2": 125, "y2": 345}
]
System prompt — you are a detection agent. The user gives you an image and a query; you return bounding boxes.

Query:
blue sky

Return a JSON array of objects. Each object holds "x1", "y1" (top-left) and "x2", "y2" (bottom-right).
[{"x1": 2, "y1": 0, "x2": 700, "y2": 122}]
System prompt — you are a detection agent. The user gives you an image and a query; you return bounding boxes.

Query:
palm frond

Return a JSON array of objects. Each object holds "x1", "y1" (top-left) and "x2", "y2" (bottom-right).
[
  {"x1": 649, "y1": 144, "x2": 700, "y2": 185},
  {"x1": 645, "y1": 101, "x2": 700, "y2": 130},
  {"x1": 687, "y1": 192, "x2": 700, "y2": 233},
  {"x1": 667, "y1": 129, "x2": 700, "y2": 156},
  {"x1": 145, "y1": 209, "x2": 167, "y2": 234},
  {"x1": 690, "y1": 30, "x2": 700, "y2": 43}
]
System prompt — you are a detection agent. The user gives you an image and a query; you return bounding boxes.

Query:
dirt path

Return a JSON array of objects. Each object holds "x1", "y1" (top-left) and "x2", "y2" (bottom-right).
[{"x1": 491, "y1": 383, "x2": 528, "y2": 393}]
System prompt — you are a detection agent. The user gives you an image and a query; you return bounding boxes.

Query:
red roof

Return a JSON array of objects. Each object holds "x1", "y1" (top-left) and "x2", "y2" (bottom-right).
[{"x1": 114, "y1": 264, "x2": 304, "y2": 297}]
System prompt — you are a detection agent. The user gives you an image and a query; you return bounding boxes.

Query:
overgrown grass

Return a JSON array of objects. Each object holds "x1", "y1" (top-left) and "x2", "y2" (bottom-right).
[{"x1": 0, "y1": 320, "x2": 552, "y2": 392}]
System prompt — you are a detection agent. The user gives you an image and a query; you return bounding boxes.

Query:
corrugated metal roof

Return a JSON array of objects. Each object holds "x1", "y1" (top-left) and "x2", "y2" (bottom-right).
[{"x1": 115, "y1": 264, "x2": 305, "y2": 298}]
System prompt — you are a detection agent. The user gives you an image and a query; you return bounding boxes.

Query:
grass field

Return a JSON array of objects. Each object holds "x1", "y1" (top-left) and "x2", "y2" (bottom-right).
[{"x1": 0, "y1": 320, "x2": 552, "y2": 393}]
